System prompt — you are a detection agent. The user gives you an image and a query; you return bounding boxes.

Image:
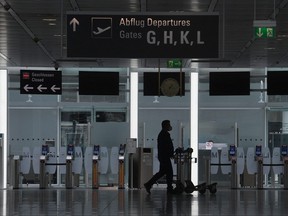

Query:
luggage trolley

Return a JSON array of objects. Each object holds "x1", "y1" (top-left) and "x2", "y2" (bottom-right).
[{"x1": 174, "y1": 147, "x2": 217, "y2": 194}]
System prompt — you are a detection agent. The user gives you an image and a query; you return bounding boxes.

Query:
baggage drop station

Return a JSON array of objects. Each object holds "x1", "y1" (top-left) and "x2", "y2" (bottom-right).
[
  {"x1": 8, "y1": 121, "x2": 288, "y2": 192},
  {"x1": 10, "y1": 142, "x2": 131, "y2": 190}
]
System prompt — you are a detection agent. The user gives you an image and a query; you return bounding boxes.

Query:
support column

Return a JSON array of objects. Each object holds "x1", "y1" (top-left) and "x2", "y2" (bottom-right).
[
  {"x1": 0, "y1": 70, "x2": 8, "y2": 189},
  {"x1": 190, "y1": 72, "x2": 198, "y2": 185}
]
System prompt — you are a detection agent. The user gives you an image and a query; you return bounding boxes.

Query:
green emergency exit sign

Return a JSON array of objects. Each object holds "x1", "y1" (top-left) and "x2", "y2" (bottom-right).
[
  {"x1": 167, "y1": 59, "x2": 182, "y2": 68},
  {"x1": 254, "y1": 27, "x2": 276, "y2": 38}
]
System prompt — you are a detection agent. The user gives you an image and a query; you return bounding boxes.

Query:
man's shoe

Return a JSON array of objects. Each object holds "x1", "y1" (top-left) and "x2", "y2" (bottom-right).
[{"x1": 144, "y1": 183, "x2": 151, "y2": 194}]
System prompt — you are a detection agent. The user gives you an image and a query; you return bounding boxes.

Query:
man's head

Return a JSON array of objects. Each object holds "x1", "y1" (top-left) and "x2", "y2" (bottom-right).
[{"x1": 162, "y1": 120, "x2": 172, "y2": 131}]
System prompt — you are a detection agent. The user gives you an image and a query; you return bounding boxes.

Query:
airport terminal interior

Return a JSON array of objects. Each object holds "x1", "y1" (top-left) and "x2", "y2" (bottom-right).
[{"x1": 2, "y1": 0, "x2": 288, "y2": 215}]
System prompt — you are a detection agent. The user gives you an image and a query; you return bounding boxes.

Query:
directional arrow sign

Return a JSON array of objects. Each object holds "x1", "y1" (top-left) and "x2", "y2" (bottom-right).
[
  {"x1": 70, "y1": 18, "x2": 79, "y2": 32},
  {"x1": 23, "y1": 84, "x2": 34, "y2": 92},
  {"x1": 51, "y1": 85, "x2": 61, "y2": 92},
  {"x1": 37, "y1": 84, "x2": 47, "y2": 92},
  {"x1": 20, "y1": 70, "x2": 62, "y2": 95}
]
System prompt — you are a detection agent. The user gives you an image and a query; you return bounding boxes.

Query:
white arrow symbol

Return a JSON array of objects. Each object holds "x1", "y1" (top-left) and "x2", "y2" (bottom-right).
[
  {"x1": 37, "y1": 85, "x2": 47, "y2": 92},
  {"x1": 70, "y1": 18, "x2": 79, "y2": 32},
  {"x1": 257, "y1": 28, "x2": 263, "y2": 37},
  {"x1": 51, "y1": 85, "x2": 61, "y2": 92},
  {"x1": 24, "y1": 84, "x2": 34, "y2": 92}
]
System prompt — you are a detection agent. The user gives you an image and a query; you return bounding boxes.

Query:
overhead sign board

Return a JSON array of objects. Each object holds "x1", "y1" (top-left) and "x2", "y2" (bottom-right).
[
  {"x1": 254, "y1": 27, "x2": 275, "y2": 38},
  {"x1": 253, "y1": 20, "x2": 276, "y2": 38},
  {"x1": 20, "y1": 70, "x2": 62, "y2": 95},
  {"x1": 67, "y1": 12, "x2": 219, "y2": 58}
]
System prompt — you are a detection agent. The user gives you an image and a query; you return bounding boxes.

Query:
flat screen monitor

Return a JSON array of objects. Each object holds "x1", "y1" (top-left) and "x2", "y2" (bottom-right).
[
  {"x1": 67, "y1": 144, "x2": 75, "y2": 156},
  {"x1": 119, "y1": 144, "x2": 126, "y2": 155},
  {"x1": 41, "y1": 145, "x2": 49, "y2": 155},
  {"x1": 229, "y1": 145, "x2": 236, "y2": 157},
  {"x1": 255, "y1": 145, "x2": 262, "y2": 157},
  {"x1": 267, "y1": 71, "x2": 288, "y2": 95},
  {"x1": 93, "y1": 145, "x2": 100, "y2": 156},
  {"x1": 209, "y1": 72, "x2": 250, "y2": 96},
  {"x1": 79, "y1": 72, "x2": 119, "y2": 95},
  {"x1": 143, "y1": 72, "x2": 185, "y2": 96},
  {"x1": 281, "y1": 145, "x2": 288, "y2": 156}
]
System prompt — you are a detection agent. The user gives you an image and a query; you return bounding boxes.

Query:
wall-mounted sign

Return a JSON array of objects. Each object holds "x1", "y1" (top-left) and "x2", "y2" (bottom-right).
[
  {"x1": 20, "y1": 70, "x2": 62, "y2": 95},
  {"x1": 67, "y1": 12, "x2": 219, "y2": 58},
  {"x1": 167, "y1": 59, "x2": 182, "y2": 68}
]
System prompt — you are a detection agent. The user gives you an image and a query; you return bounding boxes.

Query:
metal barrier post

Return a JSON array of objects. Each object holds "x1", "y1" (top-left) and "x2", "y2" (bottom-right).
[
  {"x1": 284, "y1": 160, "x2": 288, "y2": 189},
  {"x1": 92, "y1": 159, "x2": 99, "y2": 189},
  {"x1": 12, "y1": 155, "x2": 21, "y2": 189},
  {"x1": 118, "y1": 144, "x2": 126, "y2": 189},
  {"x1": 39, "y1": 157, "x2": 47, "y2": 189},
  {"x1": 66, "y1": 158, "x2": 73, "y2": 189},
  {"x1": 231, "y1": 160, "x2": 237, "y2": 189},
  {"x1": 257, "y1": 158, "x2": 263, "y2": 189}
]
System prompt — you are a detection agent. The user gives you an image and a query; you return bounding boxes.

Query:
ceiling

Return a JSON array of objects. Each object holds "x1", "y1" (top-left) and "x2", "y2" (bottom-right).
[{"x1": 1, "y1": 0, "x2": 288, "y2": 69}]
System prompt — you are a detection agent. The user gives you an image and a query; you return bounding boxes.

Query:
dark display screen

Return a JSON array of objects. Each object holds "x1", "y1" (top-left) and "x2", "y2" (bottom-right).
[
  {"x1": 119, "y1": 144, "x2": 125, "y2": 155},
  {"x1": 267, "y1": 71, "x2": 288, "y2": 95},
  {"x1": 281, "y1": 145, "x2": 288, "y2": 156},
  {"x1": 79, "y1": 72, "x2": 119, "y2": 95},
  {"x1": 255, "y1": 145, "x2": 262, "y2": 157},
  {"x1": 209, "y1": 72, "x2": 250, "y2": 96},
  {"x1": 93, "y1": 145, "x2": 100, "y2": 156},
  {"x1": 229, "y1": 145, "x2": 236, "y2": 156},
  {"x1": 67, "y1": 144, "x2": 75, "y2": 156},
  {"x1": 41, "y1": 145, "x2": 49, "y2": 155}
]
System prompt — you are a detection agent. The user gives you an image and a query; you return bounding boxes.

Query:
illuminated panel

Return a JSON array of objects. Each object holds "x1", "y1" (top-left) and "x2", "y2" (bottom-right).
[
  {"x1": 190, "y1": 72, "x2": 198, "y2": 184},
  {"x1": 0, "y1": 70, "x2": 7, "y2": 188},
  {"x1": 130, "y1": 72, "x2": 138, "y2": 144}
]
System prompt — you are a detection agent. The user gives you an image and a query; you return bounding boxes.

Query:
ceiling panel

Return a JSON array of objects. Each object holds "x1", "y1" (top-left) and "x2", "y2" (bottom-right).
[{"x1": 0, "y1": 0, "x2": 288, "y2": 69}]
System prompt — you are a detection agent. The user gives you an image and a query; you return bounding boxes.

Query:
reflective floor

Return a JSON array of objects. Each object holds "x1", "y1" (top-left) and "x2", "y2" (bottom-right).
[{"x1": 0, "y1": 186, "x2": 288, "y2": 215}]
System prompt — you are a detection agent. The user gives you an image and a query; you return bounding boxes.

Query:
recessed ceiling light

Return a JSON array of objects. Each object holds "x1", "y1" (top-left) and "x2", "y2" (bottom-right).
[
  {"x1": 277, "y1": 34, "x2": 288, "y2": 38},
  {"x1": 43, "y1": 18, "x2": 56, "y2": 22},
  {"x1": 54, "y1": 34, "x2": 66, "y2": 37}
]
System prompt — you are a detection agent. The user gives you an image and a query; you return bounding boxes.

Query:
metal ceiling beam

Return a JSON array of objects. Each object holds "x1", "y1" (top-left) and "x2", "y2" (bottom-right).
[
  {"x1": 69, "y1": 0, "x2": 80, "y2": 11},
  {"x1": 140, "y1": 0, "x2": 147, "y2": 12},
  {"x1": 208, "y1": 0, "x2": 218, "y2": 12},
  {"x1": 269, "y1": 0, "x2": 288, "y2": 19},
  {"x1": 0, "y1": 0, "x2": 58, "y2": 67}
]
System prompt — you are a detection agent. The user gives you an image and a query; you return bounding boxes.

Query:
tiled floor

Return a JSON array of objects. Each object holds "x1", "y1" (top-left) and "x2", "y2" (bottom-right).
[{"x1": 1, "y1": 186, "x2": 288, "y2": 215}]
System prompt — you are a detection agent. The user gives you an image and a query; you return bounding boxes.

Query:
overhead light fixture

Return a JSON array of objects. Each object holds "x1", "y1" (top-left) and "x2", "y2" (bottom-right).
[
  {"x1": 0, "y1": 52, "x2": 9, "y2": 61},
  {"x1": 54, "y1": 34, "x2": 66, "y2": 37},
  {"x1": 42, "y1": 18, "x2": 57, "y2": 22},
  {"x1": 277, "y1": 34, "x2": 288, "y2": 38}
]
